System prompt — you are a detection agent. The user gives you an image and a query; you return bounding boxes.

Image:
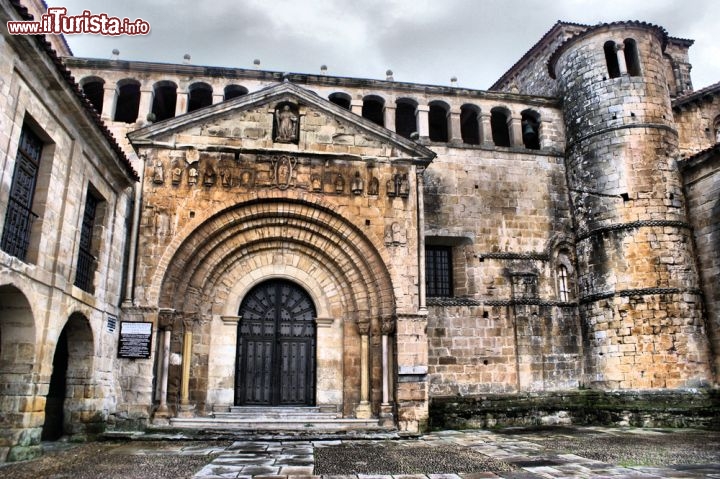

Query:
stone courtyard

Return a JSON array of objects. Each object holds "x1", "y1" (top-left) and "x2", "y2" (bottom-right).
[{"x1": 1, "y1": 428, "x2": 719, "y2": 479}]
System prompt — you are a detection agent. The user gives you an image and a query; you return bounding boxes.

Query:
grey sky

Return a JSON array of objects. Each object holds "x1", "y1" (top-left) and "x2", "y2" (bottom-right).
[{"x1": 45, "y1": 0, "x2": 720, "y2": 90}]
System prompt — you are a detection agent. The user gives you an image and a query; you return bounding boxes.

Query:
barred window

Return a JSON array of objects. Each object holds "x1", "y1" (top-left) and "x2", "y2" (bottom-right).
[
  {"x1": 557, "y1": 264, "x2": 570, "y2": 302},
  {"x1": 1, "y1": 125, "x2": 43, "y2": 260},
  {"x1": 426, "y1": 246, "x2": 452, "y2": 297},
  {"x1": 74, "y1": 188, "x2": 102, "y2": 293}
]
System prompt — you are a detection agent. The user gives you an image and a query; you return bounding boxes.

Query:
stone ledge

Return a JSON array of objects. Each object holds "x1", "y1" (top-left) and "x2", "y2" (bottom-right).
[{"x1": 430, "y1": 389, "x2": 720, "y2": 430}]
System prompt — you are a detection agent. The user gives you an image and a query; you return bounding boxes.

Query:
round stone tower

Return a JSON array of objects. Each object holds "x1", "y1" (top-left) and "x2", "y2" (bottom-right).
[{"x1": 549, "y1": 22, "x2": 712, "y2": 389}]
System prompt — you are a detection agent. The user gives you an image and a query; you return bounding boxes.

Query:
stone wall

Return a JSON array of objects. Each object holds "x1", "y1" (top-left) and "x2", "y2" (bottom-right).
[
  {"x1": 430, "y1": 389, "x2": 720, "y2": 429},
  {"x1": 680, "y1": 149, "x2": 720, "y2": 383},
  {"x1": 674, "y1": 95, "x2": 720, "y2": 157},
  {"x1": 0, "y1": 8, "x2": 134, "y2": 461}
]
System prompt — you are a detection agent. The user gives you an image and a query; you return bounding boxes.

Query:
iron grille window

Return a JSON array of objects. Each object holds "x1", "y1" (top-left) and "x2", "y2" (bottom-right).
[
  {"x1": 1, "y1": 125, "x2": 43, "y2": 260},
  {"x1": 74, "y1": 190, "x2": 99, "y2": 292},
  {"x1": 426, "y1": 246, "x2": 452, "y2": 297},
  {"x1": 558, "y1": 265, "x2": 570, "y2": 302}
]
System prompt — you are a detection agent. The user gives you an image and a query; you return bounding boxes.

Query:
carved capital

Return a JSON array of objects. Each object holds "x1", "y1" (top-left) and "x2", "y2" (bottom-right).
[
  {"x1": 381, "y1": 315, "x2": 396, "y2": 335},
  {"x1": 356, "y1": 320, "x2": 371, "y2": 336},
  {"x1": 157, "y1": 308, "x2": 175, "y2": 330}
]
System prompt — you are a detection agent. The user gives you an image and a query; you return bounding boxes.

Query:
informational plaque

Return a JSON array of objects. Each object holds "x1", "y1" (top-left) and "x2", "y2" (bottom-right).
[{"x1": 118, "y1": 321, "x2": 153, "y2": 359}]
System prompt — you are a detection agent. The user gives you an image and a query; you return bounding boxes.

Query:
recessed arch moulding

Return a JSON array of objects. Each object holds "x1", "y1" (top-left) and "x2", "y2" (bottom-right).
[{"x1": 153, "y1": 196, "x2": 400, "y2": 417}]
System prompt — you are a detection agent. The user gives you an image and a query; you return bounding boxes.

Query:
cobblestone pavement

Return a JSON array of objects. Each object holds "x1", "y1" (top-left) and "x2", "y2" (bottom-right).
[{"x1": 192, "y1": 428, "x2": 720, "y2": 479}]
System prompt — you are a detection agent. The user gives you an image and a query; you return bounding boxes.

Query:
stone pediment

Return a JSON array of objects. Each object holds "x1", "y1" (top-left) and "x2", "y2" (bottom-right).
[{"x1": 128, "y1": 82, "x2": 435, "y2": 166}]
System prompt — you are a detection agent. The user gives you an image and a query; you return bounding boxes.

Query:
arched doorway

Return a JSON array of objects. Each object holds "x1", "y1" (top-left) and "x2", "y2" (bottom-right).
[
  {"x1": 42, "y1": 313, "x2": 94, "y2": 440},
  {"x1": 235, "y1": 279, "x2": 316, "y2": 406}
]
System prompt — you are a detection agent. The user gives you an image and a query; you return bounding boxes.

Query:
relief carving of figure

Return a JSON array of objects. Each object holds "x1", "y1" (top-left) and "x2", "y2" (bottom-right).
[
  {"x1": 152, "y1": 161, "x2": 164, "y2": 184},
  {"x1": 275, "y1": 105, "x2": 298, "y2": 143},
  {"x1": 351, "y1": 171, "x2": 364, "y2": 195},
  {"x1": 272, "y1": 156, "x2": 296, "y2": 189},
  {"x1": 335, "y1": 174, "x2": 345, "y2": 193},
  {"x1": 171, "y1": 162, "x2": 183, "y2": 185},
  {"x1": 368, "y1": 176, "x2": 379, "y2": 196},
  {"x1": 188, "y1": 166, "x2": 198, "y2": 186},
  {"x1": 203, "y1": 165, "x2": 216, "y2": 186},
  {"x1": 311, "y1": 174, "x2": 322, "y2": 191},
  {"x1": 385, "y1": 222, "x2": 406, "y2": 245},
  {"x1": 399, "y1": 174, "x2": 410, "y2": 197},
  {"x1": 220, "y1": 168, "x2": 232, "y2": 187}
]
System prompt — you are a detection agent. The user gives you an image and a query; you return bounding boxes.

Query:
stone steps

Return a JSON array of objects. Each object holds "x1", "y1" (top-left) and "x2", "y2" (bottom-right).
[{"x1": 167, "y1": 406, "x2": 390, "y2": 434}]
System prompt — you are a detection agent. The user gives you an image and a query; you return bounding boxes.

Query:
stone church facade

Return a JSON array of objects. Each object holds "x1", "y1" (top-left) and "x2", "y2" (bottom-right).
[{"x1": 1, "y1": 0, "x2": 719, "y2": 462}]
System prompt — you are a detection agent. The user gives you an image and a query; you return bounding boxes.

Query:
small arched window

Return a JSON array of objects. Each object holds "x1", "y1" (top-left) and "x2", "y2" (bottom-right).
[
  {"x1": 80, "y1": 77, "x2": 104, "y2": 114},
  {"x1": 490, "y1": 107, "x2": 511, "y2": 147},
  {"x1": 187, "y1": 82, "x2": 213, "y2": 112},
  {"x1": 460, "y1": 104, "x2": 480, "y2": 145},
  {"x1": 713, "y1": 116, "x2": 720, "y2": 144},
  {"x1": 604, "y1": 41, "x2": 620, "y2": 79},
  {"x1": 557, "y1": 265, "x2": 570, "y2": 302},
  {"x1": 329, "y1": 92, "x2": 351, "y2": 110},
  {"x1": 521, "y1": 109, "x2": 540, "y2": 150},
  {"x1": 362, "y1": 95, "x2": 384, "y2": 126},
  {"x1": 151, "y1": 81, "x2": 178, "y2": 121},
  {"x1": 113, "y1": 79, "x2": 141, "y2": 123},
  {"x1": 224, "y1": 84, "x2": 248, "y2": 101},
  {"x1": 624, "y1": 38, "x2": 641, "y2": 77},
  {"x1": 395, "y1": 99, "x2": 417, "y2": 139}
]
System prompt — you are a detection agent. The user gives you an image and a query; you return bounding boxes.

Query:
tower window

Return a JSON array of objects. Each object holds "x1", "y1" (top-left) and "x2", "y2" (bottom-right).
[
  {"x1": 557, "y1": 264, "x2": 570, "y2": 302},
  {"x1": 426, "y1": 246, "x2": 452, "y2": 297},
  {"x1": 428, "y1": 101, "x2": 449, "y2": 142},
  {"x1": 113, "y1": 79, "x2": 141, "y2": 123},
  {"x1": 80, "y1": 77, "x2": 104, "y2": 114},
  {"x1": 224, "y1": 84, "x2": 248, "y2": 101},
  {"x1": 151, "y1": 81, "x2": 177, "y2": 121},
  {"x1": 624, "y1": 38, "x2": 641, "y2": 77},
  {"x1": 490, "y1": 107, "x2": 511, "y2": 147},
  {"x1": 521, "y1": 110, "x2": 540, "y2": 150},
  {"x1": 362, "y1": 96, "x2": 384, "y2": 126},
  {"x1": 395, "y1": 99, "x2": 417, "y2": 139},
  {"x1": 460, "y1": 104, "x2": 480, "y2": 145},
  {"x1": 329, "y1": 92, "x2": 351, "y2": 110},
  {"x1": 187, "y1": 82, "x2": 213, "y2": 112},
  {"x1": 604, "y1": 41, "x2": 620, "y2": 79}
]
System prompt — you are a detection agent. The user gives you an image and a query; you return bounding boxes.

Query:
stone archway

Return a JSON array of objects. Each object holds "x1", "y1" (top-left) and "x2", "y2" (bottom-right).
[
  {"x1": 0, "y1": 284, "x2": 39, "y2": 460},
  {"x1": 42, "y1": 313, "x2": 94, "y2": 440},
  {"x1": 155, "y1": 198, "x2": 396, "y2": 418}
]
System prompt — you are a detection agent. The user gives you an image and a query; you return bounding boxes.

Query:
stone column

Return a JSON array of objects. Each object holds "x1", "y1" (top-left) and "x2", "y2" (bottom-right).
[
  {"x1": 177, "y1": 316, "x2": 195, "y2": 417},
  {"x1": 350, "y1": 99, "x2": 363, "y2": 116},
  {"x1": 417, "y1": 168, "x2": 427, "y2": 312},
  {"x1": 384, "y1": 105, "x2": 396, "y2": 133},
  {"x1": 480, "y1": 112, "x2": 493, "y2": 146},
  {"x1": 416, "y1": 105, "x2": 430, "y2": 139},
  {"x1": 509, "y1": 115, "x2": 524, "y2": 147},
  {"x1": 616, "y1": 46, "x2": 628, "y2": 76},
  {"x1": 154, "y1": 310, "x2": 174, "y2": 422},
  {"x1": 448, "y1": 108, "x2": 462, "y2": 142},
  {"x1": 355, "y1": 319, "x2": 372, "y2": 419},
  {"x1": 380, "y1": 316, "x2": 395, "y2": 425},
  {"x1": 175, "y1": 91, "x2": 188, "y2": 117},
  {"x1": 212, "y1": 93, "x2": 224, "y2": 105},
  {"x1": 101, "y1": 84, "x2": 116, "y2": 120},
  {"x1": 138, "y1": 88, "x2": 154, "y2": 124}
]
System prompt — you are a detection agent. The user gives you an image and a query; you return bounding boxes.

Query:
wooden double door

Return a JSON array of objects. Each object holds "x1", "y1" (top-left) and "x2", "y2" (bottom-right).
[{"x1": 235, "y1": 280, "x2": 316, "y2": 406}]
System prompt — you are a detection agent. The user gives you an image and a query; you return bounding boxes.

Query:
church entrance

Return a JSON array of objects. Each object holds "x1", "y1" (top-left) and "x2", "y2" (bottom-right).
[{"x1": 235, "y1": 280, "x2": 316, "y2": 406}]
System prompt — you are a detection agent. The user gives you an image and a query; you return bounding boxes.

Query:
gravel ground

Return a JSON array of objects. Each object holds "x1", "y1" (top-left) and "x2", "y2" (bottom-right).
[
  {"x1": 496, "y1": 427, "x2": 720, "y2": 467},
  {"x1": 0, "y1": 441, "x2": 229, "y2": 479},
  {"x1": 314, "y1": 441, "x2": 517, "y2": 475}
]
